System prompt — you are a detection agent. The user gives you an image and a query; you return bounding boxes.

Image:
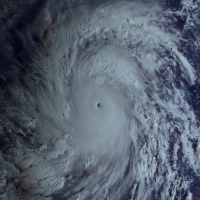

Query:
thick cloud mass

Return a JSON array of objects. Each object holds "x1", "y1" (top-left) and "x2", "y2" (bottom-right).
[{"x1": 0, "y1": 0, "x2": 200, "y2": 200}]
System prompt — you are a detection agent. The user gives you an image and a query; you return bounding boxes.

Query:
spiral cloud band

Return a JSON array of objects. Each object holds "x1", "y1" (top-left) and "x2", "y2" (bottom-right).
[{"x1": 0, "y1": 0, "x2": 200, "y2": 200}]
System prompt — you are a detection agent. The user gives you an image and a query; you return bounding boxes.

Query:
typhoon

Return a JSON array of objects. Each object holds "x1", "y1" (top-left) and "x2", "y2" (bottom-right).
[{"x1": 0, "y1": 0, "x2": 200, "y2": 200}]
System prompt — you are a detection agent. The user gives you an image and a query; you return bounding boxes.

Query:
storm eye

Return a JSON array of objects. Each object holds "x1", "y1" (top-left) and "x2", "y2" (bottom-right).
[{"x1": 96, "y1": 102, "x2": 101, "y2": 108}]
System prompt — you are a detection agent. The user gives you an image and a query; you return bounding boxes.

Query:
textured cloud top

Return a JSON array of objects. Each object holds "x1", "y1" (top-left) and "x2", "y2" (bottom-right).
[{"x1": 0, "y1": 0, "x2": 200, "y2": 200}]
